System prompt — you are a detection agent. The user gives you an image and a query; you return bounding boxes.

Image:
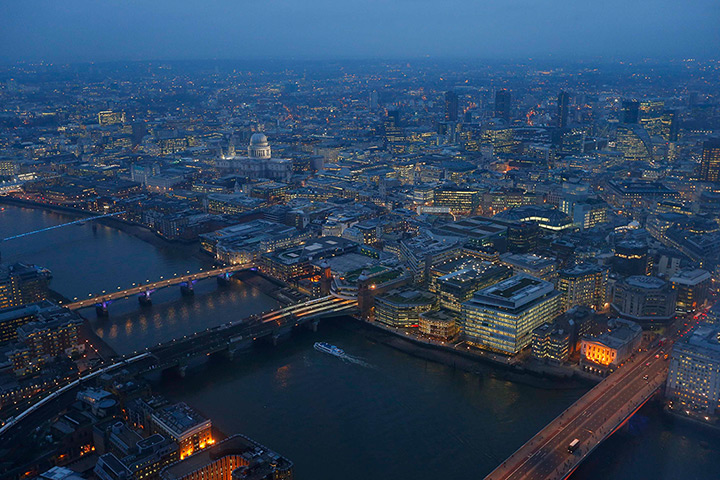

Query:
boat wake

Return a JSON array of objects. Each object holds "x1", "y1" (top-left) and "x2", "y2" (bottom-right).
[{"x1": 314, "y1": 342, "x2": 374, "y2": 368}]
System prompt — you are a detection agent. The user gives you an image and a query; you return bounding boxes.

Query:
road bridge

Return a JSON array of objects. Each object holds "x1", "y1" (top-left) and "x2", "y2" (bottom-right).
[{"x1": 485, "y1": 345, "x2": 669, "y2": 480}]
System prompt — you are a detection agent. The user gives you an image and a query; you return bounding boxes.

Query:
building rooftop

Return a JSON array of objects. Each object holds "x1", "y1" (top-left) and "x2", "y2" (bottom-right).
[
  {"x1": 377, "y1": 289, "x2": 436, "y2": 307},
  {"x1": 466, "y1": 274, "x2": 558, "y2": 312},
  {"x1": 160, "y1": 434, "x2": 292, "y2": 480},
  {"x1": 624, "y1": 275, "x2": 667, "y2": 290},
  {"x1": 500, "y1": 253, "x2": 556, "y2": 271},
  {"x1": 151, "y1": 402, "x2": 210, "y2": 439}
]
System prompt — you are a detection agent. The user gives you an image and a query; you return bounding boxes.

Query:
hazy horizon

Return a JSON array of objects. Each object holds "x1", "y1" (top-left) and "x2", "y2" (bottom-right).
[{"x1": 1, "y1": 0, "x2": 718, "y2": 64}]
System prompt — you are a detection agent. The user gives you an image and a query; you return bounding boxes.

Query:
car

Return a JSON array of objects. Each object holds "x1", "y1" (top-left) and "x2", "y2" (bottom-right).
[{"x1": 643, "y1": 375, "x2": 649, "y2": 380}]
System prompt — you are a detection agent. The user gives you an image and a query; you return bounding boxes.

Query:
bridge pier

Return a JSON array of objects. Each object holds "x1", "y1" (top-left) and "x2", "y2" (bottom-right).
[
  {"x1": 180, "y1": 282, "x2": 195, "y2": 297},
  {"x1": 217, "y1": 272, "x2": 232, "y2": 286},
  {"x1": 95, "y1": 302, "x2": 109, "y2": 317},
  {"x1": 178, "y1": 364, "x2": 187, "y2": 378},
  {"x1": 138, "y1": 291, "x2": 152, "y2": 306},
  {"x1": 308, "y1": 319, "x2": 320, "y2": 332}
]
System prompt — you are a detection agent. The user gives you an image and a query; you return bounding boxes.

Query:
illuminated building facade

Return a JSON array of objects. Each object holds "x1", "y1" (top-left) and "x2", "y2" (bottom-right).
[
  {"x1": 580, "y1": 318, "x2": 642, "y2": 373},
  {"x1": 461, "y1": 275, "x2": 562, "y2": 354},
  {"x1": 700, "y1": 138, "x2": 720, "y2": 183},
  {"x1": 531, "y1": 322, "x2": 570, "y2": 363},
  {"x1": 159, "y1": 434, "x2": 294, "y2": 480},
  {"x1": 436, "y1": 264, "x2": 512, "y2": 312},
  {"x1": 667, "y1": 325, "x2": 720, "y2": 414},
  {"x1": 98, "y1": 110, "x2": 126, "y2": 126},
  {"x1": 670, "y1": 269, "x2": 712, "y2": 314},
  {"x1": 433, "y1": 186, "x2": 480, "y2": 215},
  {"x1": 150, "y1": 403, "x2": 213, "y2": 460},
  {"x1": 615, "y1": 125, "x2": 653, "y2": 162},
  {"x1": 557, "y1": 263, "x2": 607, "y2": 311},
  {"x1": 374, "y1": 289, "x2": 436, "y2": 328},
  {"x1": 419, "y1": 309, "x2": 458, "y2": 340},
  {"x1": 560, "y1": 197, "x2": 608, "y2": 230}
]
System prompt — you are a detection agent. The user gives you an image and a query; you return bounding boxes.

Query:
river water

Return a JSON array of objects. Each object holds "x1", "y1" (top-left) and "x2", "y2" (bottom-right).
[{"x1": 1, "y1": 204, "x2": 719, "y2": 479}]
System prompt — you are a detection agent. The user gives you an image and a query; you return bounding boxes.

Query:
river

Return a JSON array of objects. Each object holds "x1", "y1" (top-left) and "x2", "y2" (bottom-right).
[{"x1": 1, "y1": 203, "x2": 719, "y2": 479}]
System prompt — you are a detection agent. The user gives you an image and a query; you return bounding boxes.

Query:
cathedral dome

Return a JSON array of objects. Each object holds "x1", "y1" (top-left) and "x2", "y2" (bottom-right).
[
  {"x1": 248, "y1": 133, "x2": 271, "y2": 159},
  {"x1": 250, "y1": 133, "x2": 268, "y2": 146}
]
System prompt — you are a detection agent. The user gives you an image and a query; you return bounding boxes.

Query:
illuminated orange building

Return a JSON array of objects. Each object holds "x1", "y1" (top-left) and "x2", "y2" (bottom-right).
[
  {"x1": 150, "y1": 403, "x2": 214, "y2": 460},
  {"x1": 580, "y1": 318, "x2": 642, "y2": 375}
]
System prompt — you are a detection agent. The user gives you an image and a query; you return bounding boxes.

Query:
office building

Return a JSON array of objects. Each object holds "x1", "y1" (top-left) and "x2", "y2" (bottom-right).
[
  {"x1": 621, "y1": 100, "x2": 640, "y2": 124},
  {"x1": 150, "y1": 403, "x2": 213, "y2": 460},
  {"x1": 495, "y1": 89, "x2": 512, "y2": 122},
  {"x1": 611, "y1": 275, "x2": 676, "y2": 323},
  {"x1": 666, "y1": 325, "x2": 720, "y2": 414},
  {"x1": 444, "y1": 90, "x2": 459, "y2": 122},
  {"x1": 670, "y1": 269, "x2": 712, "y2": 314},
  {"x1": 661, "y1": 110, "x2": 680, "y2": 142},
  {"x1": 98, "y1": 110, "x2": 126, "y2": 126},
  {"x1": 419, "y1": 309, "x2": 458, "y2": 340},
  {"x1": 615, "y1": 125, "x2": 653, "y2": 162},
  {"x1": 557, "y1": 263, "x2": 608, "y2": 311},
  {"x1": 399, "y1": 233, "x2": 463, "y2": 283},
  {"x1": 531, "y1": 323, "x2": 570, "y2": 363},
  {"x1": 557, "y1": 91, "x2": 570, "y2": 128},
  {"x1": 499, "y1": 253, "x2": 558, "y2": 284},
  {"x1": 461, "y1": 275, "x2": 562, "y2": 354},
  {"x1": 435, "y1": 264, "x2": 512, "y2": 312},
  {"x1": 560, "y1": 197, "x2": 608, "y2": 230},
  {"x1": 374, "y1": 289, "x2": 436, "y2": 328},
  {"x1": 0, "y1": 262, "x2": 51, "y2": 310},
  {"x1": 433, "y1": 186, "x2": 480, "y2": 215},
  {"x1": 580, "y1": 318, "x2": 642, "y2": 373},
  {"x1": 613, "y1": 240, "x2": 651, "y2": 276},
  {"x1": 700, "y1": 138, "x2": 720, "y2": 183}
]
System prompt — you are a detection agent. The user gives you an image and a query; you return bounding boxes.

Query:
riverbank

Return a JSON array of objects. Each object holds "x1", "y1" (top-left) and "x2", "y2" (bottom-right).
[
  {"x1": 0, "y1": 196, "x2": 201, "y2": 256},
  {"x1": 337, "y1": 316, "x2": 596, "y2": 390}
]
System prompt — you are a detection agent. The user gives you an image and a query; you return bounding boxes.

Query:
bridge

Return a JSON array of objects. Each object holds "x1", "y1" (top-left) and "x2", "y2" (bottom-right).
[
  {"x1": 1, "y1": 211, "x2": 125, "y2": 242},
  {"x1": 0, "y1": 294, "x2": 357, "y2": 441},
  {"x1": 146, "y1": 294, "x2": 358, "y2": 374},
  {"x1": 485, "y1": 344, "x2": 669, "y2": 480},
  {"x1": 64, "y1": 264, "x2": 250, "y2": 313}
]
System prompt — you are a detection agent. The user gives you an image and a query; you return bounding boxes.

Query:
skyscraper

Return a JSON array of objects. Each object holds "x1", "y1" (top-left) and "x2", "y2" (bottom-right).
[
  {"x1": 444, "y1": 90, "x2": 459, "y2": 122},
  {"x1": 661, "y1": 109, "x2": 680, "y2": 142},
  {"x1": 700, "y1": 138, "x2": 720, "y2": 183},
  {"x1": 557, "y1": 91, "x2": 570, "y2": 128},
  {"x1": 495, "y1": 89, "x2": 511, "y2": 122},
  {"x1": 621, "y1": 100, "x2": 640, "y2": 124}
]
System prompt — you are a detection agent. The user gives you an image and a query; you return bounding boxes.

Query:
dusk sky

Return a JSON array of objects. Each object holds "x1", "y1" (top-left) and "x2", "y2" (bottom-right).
[{"x1": 1, "y1": 0, "x2": 718, "y2": 63}]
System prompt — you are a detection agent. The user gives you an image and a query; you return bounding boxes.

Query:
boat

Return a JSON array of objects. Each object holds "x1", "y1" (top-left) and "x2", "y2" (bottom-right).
[{"x1": 314, "y1": 342, "x2": 345, "y2": 357}]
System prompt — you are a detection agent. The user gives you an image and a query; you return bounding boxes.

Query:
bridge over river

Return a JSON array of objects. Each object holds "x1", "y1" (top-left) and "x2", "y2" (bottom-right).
[{"x1": 485, "y1": 344, "x2": 669, "y2": 480}]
